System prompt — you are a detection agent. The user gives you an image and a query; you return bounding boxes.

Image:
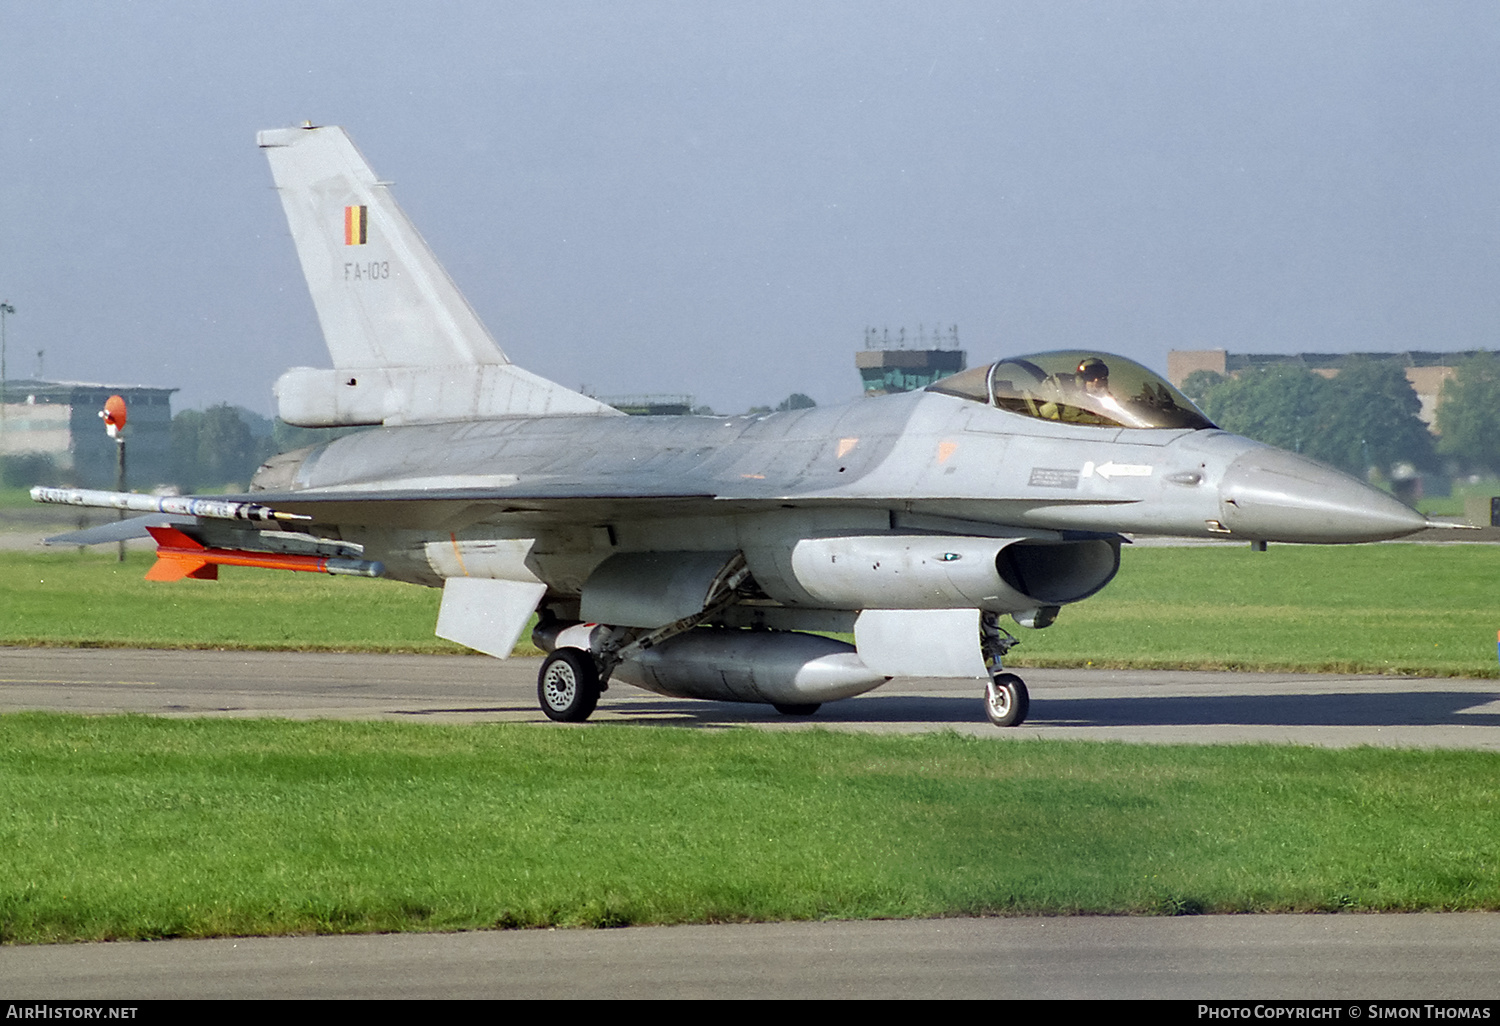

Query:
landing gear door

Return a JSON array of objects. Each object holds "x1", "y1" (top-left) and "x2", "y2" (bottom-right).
[
  {"x1": 854, "y1": 609, "x2": 988, "y2": 679},
  {"x1": 436, "y1": 577, "x2": 548, "y2": 659},
  {"x1": 580, "y1": 550, "x2": 740, "y2": 628}
]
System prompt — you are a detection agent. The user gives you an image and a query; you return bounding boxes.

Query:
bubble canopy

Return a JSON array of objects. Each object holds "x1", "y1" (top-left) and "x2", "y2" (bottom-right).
[{"x1": 926, "y1": 351, "x2": 1216, "y2": 430}]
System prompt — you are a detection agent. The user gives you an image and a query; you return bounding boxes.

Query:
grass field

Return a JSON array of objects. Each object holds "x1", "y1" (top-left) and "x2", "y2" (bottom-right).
[
  {"x1": 2, "y1": 543, "x2": 1497, "y2": 675},
  {"x1": 3, "y1": 714, "x2": 1499, "y2": 943},
  {"x1": 1417, "y1": 477, "x2": 1500, "y2": 518},
  {"x1": 4, "y1": 544, "x2": 1498, "y2": 944},
  {"x1": 0, "y1": 486, "x2": 35, "y2": 509},
  {"x1": 0, "y1": 549, "x2": 468, "y2": 654}
]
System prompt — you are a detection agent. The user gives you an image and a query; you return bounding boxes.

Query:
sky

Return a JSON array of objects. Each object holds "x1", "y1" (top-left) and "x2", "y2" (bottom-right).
[{"x1": 3, "y1": 1, "x2": 1498, "y2": 417}]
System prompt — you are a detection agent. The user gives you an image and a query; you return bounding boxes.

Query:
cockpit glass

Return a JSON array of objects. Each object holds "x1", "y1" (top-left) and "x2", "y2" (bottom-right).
[{"x1": 927, "y1": 351, "x2": 1216, "y2": 430}]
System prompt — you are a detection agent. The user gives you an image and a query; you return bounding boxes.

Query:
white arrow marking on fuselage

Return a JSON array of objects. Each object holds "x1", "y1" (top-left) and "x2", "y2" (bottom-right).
[{"x1": 1083, "y1": 461, "x2": 1154, "y2": 480}]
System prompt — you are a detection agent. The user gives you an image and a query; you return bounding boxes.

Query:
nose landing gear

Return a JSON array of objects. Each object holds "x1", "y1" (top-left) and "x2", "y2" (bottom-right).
[
  {"x1": 984, "y1": 673, "x2": 1030, "y2": 727},
  {"x1": 980, "y1": 611, "x2": 1030, "y2": 728}
]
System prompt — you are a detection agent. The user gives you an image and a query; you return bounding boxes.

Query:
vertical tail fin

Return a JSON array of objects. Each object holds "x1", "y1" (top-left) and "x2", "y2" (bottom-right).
[
  {"x1": 258, "y1": 125, "x2": 616, "y2": 424},
  {"x1": 258, "y1": 124, "x2": 504, "y2": 368}
]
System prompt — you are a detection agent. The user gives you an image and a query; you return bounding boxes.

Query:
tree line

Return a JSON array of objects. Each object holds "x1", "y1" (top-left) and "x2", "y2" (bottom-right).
[
  {"x1": 1181, "y1": 354, "x2": 1500, "y2": 482},
  {"x1": 170, "y1": 406, "x2": 366, "y2": 491},
  {"x1": 0, "y1": 405, "x2": 356, "y2": 492}
]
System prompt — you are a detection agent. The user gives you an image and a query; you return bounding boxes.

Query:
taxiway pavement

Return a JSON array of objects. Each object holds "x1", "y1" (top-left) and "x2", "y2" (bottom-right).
[
  {"x1": 6, "y1": 913, "x2": 1500, "y2": 999},
  {"x1": 2, "y1": 647, "x2": 1497, "y2": 749}
]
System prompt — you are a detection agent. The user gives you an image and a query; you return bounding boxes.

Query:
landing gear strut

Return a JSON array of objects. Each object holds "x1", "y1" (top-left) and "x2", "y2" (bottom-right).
[
  {"x1": 980, "y1": 612, "x2": 1030, "y2": 728},
  {"x1": 534, "y1": 553, "x2": 756, "y2": 723}
]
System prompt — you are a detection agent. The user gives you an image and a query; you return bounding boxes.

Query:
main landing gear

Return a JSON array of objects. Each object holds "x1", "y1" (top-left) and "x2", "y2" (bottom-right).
[
  {"x1": 534, "y1": 554, "x2": 755, "y2": 724},
  {"x1": 980, "y1": 611, "x2": 1031, "y2": 728},
  {"x1": 538, "y1": 648, "x2": 601, "y2": 722}
]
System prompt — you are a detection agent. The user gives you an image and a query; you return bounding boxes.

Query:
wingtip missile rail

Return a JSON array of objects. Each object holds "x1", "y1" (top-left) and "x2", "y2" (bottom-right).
[
  {"x1": 30, "y1": 487, "x2": 312, "y2": 524},
  {"x1": 30, "y1": 487, "x2": 382, "y2": 581}
]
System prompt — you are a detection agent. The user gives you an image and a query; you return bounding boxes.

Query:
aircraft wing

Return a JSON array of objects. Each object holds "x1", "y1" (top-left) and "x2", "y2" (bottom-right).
[
  {"x1": 33, "y1": 481, "x2": 1119, "y2": 539},
  {"x1": 236, "y1": 486, "x2": 728, "y2": 530}
]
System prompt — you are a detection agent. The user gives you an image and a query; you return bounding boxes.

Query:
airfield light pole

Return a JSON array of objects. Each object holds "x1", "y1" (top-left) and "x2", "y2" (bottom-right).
[
  {"x1": 102, "y1": 395, "x2": 127, "y2": 562},
  {"x1": 0, "y1": 302, "x2": 13, "y2": 447}
]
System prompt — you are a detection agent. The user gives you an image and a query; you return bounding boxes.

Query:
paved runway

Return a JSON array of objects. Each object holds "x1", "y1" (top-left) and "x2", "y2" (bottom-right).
[
  {"x1": 3, "y1": 646, "x2": 1498, "y2": 748},
  {"x1": 5, "y1": 647, "x2": 1499, "y2": 999},
  {"x1": 6, "y1": 914, "x2": 1500, "y2": 1000}
]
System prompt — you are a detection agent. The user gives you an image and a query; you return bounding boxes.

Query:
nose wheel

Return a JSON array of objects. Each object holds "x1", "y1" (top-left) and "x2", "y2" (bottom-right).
[
  {"x1": 984, "y1": 673, "x2": 1029, "y2": 727},
  {"x1": 979, "y1": 612, "x2": 1030, "y2": 727}
]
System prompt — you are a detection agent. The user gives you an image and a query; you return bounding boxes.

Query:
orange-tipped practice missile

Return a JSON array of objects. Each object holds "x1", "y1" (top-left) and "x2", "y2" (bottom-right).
[{"x1": 144, "y1": 526, "x2": 383, "y2": 581}]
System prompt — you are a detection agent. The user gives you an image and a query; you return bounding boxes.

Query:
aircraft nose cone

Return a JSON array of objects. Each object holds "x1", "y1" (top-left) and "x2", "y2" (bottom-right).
[{"x1": 1218, "y1": 447, "x2": 1427, "y2": 543}]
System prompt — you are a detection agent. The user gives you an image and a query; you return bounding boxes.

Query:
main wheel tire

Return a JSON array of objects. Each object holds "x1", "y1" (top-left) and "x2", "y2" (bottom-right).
[
  {"x1": 984, "y1": 673, "x2": 1029, "y2": 728},
  {"x1": 772, "y1": 702, "x2": 821, "y2": 716},
  {"x1": 538, "y1": 648, "x2": 601, "y2": 722}
]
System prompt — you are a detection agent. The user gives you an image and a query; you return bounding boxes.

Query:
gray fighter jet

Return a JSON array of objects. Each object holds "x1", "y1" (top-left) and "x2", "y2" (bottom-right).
[{"x1": 35, "y1": 125, "x2": 1430, "y2": 727}]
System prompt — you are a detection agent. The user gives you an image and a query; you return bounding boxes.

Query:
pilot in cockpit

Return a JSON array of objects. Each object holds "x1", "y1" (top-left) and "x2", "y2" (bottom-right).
[
  {"x1": 1077, "y1": 357, "x2": 1111, "y2": 396},
  {"x1": 1038, "y1": 356, "x2": 1116, "y2": 423}
]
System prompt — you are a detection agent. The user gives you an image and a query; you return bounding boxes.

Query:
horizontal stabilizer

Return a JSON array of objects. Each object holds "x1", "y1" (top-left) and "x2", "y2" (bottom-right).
[{"x1": 44, "y1": 513, "x2": 194, "y2": 547}]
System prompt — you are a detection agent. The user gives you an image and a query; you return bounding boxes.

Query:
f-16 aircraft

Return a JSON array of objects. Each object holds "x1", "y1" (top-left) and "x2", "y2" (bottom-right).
[{"x1": 35, "y1": 125, "x2": 1430, "y2": 727}]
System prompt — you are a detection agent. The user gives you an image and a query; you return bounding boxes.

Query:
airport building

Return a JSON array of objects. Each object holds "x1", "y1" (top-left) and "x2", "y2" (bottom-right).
[
  {"x1": 1166, "y1": 349, "x2": 1488, "y2": 430},
  {"x1": 855, "y1": 326, "x2": 967, "y2": 396},
  {"x1": 597, "y1": 394, "x2": 695, "y2": 416},
  {"x1": 0, "y1": 379, "x2": 176, "y2": 488}
]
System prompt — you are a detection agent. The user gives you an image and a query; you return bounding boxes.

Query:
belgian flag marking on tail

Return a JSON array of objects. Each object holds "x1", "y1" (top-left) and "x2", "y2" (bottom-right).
[{"x1": 344, "y1": 205, "x2": 368, "y2": 245}]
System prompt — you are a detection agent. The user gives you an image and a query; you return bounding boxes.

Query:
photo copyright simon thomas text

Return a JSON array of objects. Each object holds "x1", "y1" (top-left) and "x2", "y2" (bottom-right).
[{"x1": 1199, "y1": 1008, "x2": 1493, "y2": 1020}]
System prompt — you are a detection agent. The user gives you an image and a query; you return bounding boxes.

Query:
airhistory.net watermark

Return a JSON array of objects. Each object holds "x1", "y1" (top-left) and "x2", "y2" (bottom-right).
[{"x1": 6, "y1": 1007, "x2": 138, "y2": 1020}]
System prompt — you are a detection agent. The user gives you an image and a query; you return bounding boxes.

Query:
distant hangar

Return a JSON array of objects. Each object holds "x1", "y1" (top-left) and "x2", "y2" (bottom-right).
[{"x1": 0, "y1": 379, "x2": 175, "y2": 488}]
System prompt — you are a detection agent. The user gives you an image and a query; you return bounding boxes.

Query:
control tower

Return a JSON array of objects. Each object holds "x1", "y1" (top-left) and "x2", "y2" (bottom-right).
[{"x1": 855, "y1": 326, "x2": 966, "y2": 396}]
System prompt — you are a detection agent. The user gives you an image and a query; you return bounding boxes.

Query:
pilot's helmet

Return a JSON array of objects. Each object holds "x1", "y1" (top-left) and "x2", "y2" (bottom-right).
[{"x1": 1077, "y1": 357, "x2": 1109, "y2": 381}]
